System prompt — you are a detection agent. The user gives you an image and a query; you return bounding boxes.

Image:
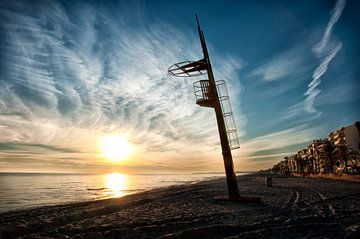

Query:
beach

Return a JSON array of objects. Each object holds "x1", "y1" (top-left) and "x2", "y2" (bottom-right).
[{"x1": 1, "y1": 173, "x2": 359, "y2": 239}]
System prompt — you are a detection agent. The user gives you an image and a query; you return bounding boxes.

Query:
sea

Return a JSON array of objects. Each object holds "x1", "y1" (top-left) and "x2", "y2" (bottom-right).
[{"x1": 0, "y1": 172, "x2": 236, "y2": 213}]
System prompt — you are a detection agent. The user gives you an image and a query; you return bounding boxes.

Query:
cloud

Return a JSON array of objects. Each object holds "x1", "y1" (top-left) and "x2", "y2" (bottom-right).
[
  {"x1": 237, "y1": 124, "x2": 321, "y2": 158},
  {"x1": 0, "y1": 1, "x2": 245, "y2": 172},
  {"x1": 0, "y1": 142, "x2": 78, "y2": 153},
  {"x1": 304, "y1": 42, "x2": 342, "y2": 114},
  {"x1": 232, "y1": 124, "x2": 323, "y2": 170},
  {"x1": 312, "y1": 0, "x2": 346, "y2": 56},
  {"x1": 247, "y1": 46, "x2": 314, "y2": 101},
  {"x1": 213, "y1": 54, "x2": 246, "y2": 137},
  {"x1": 316, "y1": 78, "x2": 360, "y2": 106},
  {"x1": 250, "y1": 47, "x2": 307, "y2": 82},
  {"x1": 304, "y1": 0, "x2": 345, "y2": 115}
]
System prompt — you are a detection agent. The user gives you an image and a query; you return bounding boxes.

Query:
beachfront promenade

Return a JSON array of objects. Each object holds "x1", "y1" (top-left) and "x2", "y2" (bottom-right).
[{"x1": 1, "y1": 173, "x2": 359, "y2": 238}]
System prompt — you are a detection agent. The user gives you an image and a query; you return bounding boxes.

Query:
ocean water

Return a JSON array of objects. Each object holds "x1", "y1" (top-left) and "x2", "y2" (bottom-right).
[{"x1": 0, "y1": 172, "x2": 230, "y2": 213}]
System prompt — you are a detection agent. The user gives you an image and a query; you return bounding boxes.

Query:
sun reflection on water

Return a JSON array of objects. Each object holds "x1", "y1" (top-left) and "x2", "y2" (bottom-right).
[{"x1": 104, "y1": 173, "x2": 127, "y2": 197}]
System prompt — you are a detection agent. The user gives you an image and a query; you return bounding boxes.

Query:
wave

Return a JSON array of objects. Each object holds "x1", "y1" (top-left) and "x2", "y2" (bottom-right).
[{"x1": 87, "y1": 187, "x2": 107, "y2": 191}]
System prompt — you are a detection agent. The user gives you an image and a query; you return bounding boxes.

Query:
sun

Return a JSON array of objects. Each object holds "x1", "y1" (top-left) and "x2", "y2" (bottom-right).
[{"x1": 99, "y1": 135, "x2": 133, "y2": 162}]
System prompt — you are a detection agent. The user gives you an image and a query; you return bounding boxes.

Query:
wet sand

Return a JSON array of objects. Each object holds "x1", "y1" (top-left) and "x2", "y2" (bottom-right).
[{"x1": 1, "y1": 173, "x2": 359, "y2": 238}]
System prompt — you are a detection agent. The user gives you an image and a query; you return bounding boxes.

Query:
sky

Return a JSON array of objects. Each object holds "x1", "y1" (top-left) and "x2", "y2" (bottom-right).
[{"x1": 0, "y1": 0, "x2": 359, "y2": 174}]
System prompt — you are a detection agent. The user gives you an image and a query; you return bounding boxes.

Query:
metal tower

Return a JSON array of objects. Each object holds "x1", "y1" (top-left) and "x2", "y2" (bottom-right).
[{"x1": 168, "y1": 16, "x2": 260, "y2": 203}]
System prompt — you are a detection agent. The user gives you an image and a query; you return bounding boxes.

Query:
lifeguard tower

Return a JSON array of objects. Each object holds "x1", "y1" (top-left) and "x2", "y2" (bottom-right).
[{"x1": 168, "y1": 16, "x2": 260, "y2": 203}]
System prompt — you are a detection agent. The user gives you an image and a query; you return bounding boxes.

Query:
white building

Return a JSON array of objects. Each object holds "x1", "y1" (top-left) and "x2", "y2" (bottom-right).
[{"x1": 329, "y1": 122, "x2": 360, "y2": 153}]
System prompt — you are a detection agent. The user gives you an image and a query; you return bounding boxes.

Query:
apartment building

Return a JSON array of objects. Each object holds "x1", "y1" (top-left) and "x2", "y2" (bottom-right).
[
  {"x1": 272, "y1": 122, "x2": 360, "y2": 175},
  {"x1": 329, "y1": 121, "x2": 360, "y2": 153}
]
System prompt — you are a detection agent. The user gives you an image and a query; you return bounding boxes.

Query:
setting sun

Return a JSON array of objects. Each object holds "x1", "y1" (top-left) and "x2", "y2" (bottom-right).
[{"x1": 99, "y1": 135, "x2": 133, "y2": 162}]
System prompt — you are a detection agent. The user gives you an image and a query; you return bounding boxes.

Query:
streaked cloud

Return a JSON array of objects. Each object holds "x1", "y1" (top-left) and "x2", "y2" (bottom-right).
[
  {"x1": 238, "y1": 125, "x2": 320, "y2": 155},
  {"x1": 304, "y1": 42, "x2": 342, "y2": 114},
  {"x1": 250, "y1": 47, "x2": 307, "y2": 82},
  {"x1": 316, "y1": 78, "x2": 360, "y2": 105},
  {"x1": 235, "y1": 124, "x2": 322, "y2": 169},
  {"x1": 0, "y1": 1, "x2": 245, "y2": 172},
  {"x1": 312, "y1": 0, "x2": 346, "y2": 56},
  {"x1": 0, "y1": 0, "x2": 358, "y2": 173},
  {"x1": 304, "y1": 0, "x2": 346, "y2": 115},
  {"x1": 0, "y1": 142, "x2": 78, "y2": 153}
]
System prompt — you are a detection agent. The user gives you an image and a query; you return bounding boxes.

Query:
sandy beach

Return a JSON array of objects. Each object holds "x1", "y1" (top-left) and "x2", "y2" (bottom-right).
[{"x1": 1, "y1": 173, "x2": 359, "y2": 239}]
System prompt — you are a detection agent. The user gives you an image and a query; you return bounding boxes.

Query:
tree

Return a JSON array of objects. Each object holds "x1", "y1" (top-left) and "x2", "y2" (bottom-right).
[
  {"x1": 302, "y1": 154, "x2": 310, "y2": 174},
  {"x1": 335, "y1": 145, "x2": 360, "y2": 174},
  {"x1": 308, "y1": 149, "x2": 317, "y2": 173},
  {"x1": 283, "y1": 157, "x2": 289, "y2": 173},
  {"x1": 319, "y1": 141, "x2": 337, "y2": 173},
  {"x1": 272, "y1": 163, "x2": 280, "y2": 175},
  {"x1": 294, "y1": 154, "x2": 303, "y2": 174}
]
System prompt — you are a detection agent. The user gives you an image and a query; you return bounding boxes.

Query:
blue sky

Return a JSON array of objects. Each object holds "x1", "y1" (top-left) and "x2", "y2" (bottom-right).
[{"x1": 0, "y1": 0, "x2": 359, "y2": 173}]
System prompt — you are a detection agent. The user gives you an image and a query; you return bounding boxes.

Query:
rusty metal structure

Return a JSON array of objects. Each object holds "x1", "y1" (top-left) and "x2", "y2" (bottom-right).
[{"x1": 168, "y1": 16, "x2": 260, "y2": 202}]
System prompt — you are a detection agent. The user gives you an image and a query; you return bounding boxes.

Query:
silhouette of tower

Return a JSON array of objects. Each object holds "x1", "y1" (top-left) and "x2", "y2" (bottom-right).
[{"x1": 169, "y1": 16, "x2": 260, "y2": 202}]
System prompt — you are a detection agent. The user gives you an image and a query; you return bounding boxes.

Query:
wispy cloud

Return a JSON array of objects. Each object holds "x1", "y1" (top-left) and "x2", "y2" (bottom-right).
[
  {"x1": 304, "y1": 0, "x2": 346, "y2": 115},
  {"x1": 312, "y1": 0, "x2": 346, "y2": 56},
  {"x1": 238, "y1": 125, "x2": 319, "y2": 155},
  {"x1": 304, "y1": 43, "x2": 342, "y2": 114},
  {"x1": 213, "y1": 54, "x2": 246, "y2": 137},
  {"x1": 0, "y1": 142, "x2": 78, "y2": 153},
  {"x1": 247, "y1": 46, "x2": 314, "y2": 102},
  {"x1": 281, "y1": 0, "x2": 347, "y2": 120},
  {"x1": 250, "y1": 47, "x2": 306, "y2": 82},
  {"x1": 232, "y1": 124, "x2": 323, "y2": 170},
  {"x1": 316, "y1": 77, "x2": 360, "y2": 106},
  {"x1": 0, "y1": 1, "x2": 245, "y2": 172}
]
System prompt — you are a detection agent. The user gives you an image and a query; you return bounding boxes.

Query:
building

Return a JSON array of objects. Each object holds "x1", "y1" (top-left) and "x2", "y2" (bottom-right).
[
  {"x1": 307, "y1": 139, "x2": 328, "y2": 173},
  {"x1": 329, "y1": 121, "x2": 360, "y2": 153},
  {"x1": 272, "y1": 122, "x2": 360, "y2": 175}
]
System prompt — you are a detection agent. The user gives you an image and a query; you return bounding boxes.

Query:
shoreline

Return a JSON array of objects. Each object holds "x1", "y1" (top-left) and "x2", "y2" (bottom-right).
[
  {"x1": 0, "y1": 172, "x2": 230, "y2": 214},
  {"x1": 1, "y1": 172, "x2": 359, "y2": 238},
  {"x1": 0, "y1": 174, "x2": 225, "y2": 215}
]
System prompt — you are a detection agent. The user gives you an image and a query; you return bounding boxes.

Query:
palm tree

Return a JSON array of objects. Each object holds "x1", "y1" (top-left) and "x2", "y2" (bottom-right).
[
  {"x1": 319, "y1": 141, "x2": 337, "y2": 173},
  {"x1": 272, "y1": 162, "x2": 280, "y2": 174},
  {"x1": 284, "y1": 156, "x2": 289, "y2": 173},
  {"x1": 294, "y1": 154, "x2": 303, "y2": 174},
  {"x1": 302, "y1": 154, "x2": 310, "y2": 174},
  {"x1": 313, "y1": 150, "x2": 321, "y2": 173},
  {"x1": 309, "y1": 149, "x2": 317, "y2": 173},
  {"x1": 335, "y1": 145, "x2": 360, "y2": 174}
]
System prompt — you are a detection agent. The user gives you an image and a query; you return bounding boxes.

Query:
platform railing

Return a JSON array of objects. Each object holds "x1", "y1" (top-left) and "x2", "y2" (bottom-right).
[
  {"x1": 216, "y1": 80, "x2": 240, "y2": 150},
  {"x1": 193, "y1": 80, "x2": 240, "y2": 150}
]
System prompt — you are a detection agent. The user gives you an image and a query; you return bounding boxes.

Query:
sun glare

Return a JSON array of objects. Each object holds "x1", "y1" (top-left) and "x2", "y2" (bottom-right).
[
  {"x1": 99, "y1": 135, "x2": 133, "y2": 162},
  {"x1": 104, "y1": 173, "x2": 127, "y2": 197}
]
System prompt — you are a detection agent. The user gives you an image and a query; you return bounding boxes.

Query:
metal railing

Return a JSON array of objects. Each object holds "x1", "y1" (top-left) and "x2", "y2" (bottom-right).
[{"x1": 193, "y1": 80, "x2": 240, "y2": 150}]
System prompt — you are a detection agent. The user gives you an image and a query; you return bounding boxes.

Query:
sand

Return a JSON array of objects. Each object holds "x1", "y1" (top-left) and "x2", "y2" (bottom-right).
[{"x1": 1, "y1": 173, "x2": 359, "y2": 239}]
